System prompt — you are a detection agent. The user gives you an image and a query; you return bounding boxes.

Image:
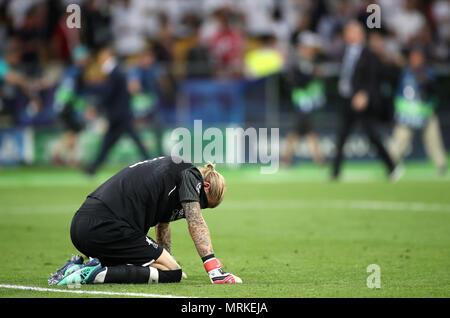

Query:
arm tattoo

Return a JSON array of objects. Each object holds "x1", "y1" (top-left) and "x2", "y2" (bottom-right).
[
  {"x1": 155, "y1": 222, "x2": 171, "y2": 254},
  {"x1": 182, "y1": 200, "x2": 214, "y2": 258}
]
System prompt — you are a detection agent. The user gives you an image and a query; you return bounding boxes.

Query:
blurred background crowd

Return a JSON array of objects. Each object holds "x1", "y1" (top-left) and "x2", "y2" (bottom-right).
[{"x1": 0, "y1": 0, "x2": 448, "y2": 177}]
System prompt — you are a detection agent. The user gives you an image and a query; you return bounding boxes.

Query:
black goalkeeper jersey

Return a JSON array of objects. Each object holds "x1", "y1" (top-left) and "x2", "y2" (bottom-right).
[{"x1": 87, "y1": 156, "x2": 209, "y2": 234}]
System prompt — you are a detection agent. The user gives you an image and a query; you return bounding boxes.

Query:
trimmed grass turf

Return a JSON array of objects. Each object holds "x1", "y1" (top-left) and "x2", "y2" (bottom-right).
[{"x1": 0, "y1": 160, "x2": 449, "y2": 298}]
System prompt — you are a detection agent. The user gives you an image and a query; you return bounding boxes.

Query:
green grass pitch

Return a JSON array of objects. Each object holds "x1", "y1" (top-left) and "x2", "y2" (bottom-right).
[{"x1": 0, "y1": 160, "x2": 449, "y2": 298}]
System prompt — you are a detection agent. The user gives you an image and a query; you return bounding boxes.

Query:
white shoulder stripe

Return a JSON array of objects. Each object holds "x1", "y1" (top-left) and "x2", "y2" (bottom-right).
[{"x1": 168, "y1": 185, "x2": 176, "y2": 197}]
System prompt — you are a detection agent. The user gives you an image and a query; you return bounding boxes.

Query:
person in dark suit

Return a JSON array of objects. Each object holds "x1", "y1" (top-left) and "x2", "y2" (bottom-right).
[
  {"x1": 332, "y1": 21, "x2": 399, "y2": 180},
  {"x1": 86, "y1": 46, "x2": 149, "y2": 175}
]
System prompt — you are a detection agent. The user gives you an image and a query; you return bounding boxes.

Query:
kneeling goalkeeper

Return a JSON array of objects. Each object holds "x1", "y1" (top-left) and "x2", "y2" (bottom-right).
[{"x1": 49, "y1": 156, "x2": 241, "y2": 285}]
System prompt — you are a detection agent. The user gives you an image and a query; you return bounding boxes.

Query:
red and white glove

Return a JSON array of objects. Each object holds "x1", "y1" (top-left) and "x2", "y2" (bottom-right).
[{"x1": 203, "y1": 257, "x2": 242, "y2": 284}]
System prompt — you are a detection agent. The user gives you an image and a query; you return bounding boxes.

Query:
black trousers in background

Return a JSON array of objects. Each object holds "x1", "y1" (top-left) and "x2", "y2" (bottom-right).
[
  {"x1": 89, "y1": 120, "x2": 149, "y2": 174},
  {"x1": 332, "y1": 108, "x2": 395, "y2": 179}
]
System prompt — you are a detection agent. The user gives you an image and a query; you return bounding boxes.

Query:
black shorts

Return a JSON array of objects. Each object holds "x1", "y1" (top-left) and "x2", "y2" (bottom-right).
[
  {"x1": 294, "y1": 113, "x2": 314, "y2": 135},
  {"x1": 70, "y1": 197, "x2": 164, "y2": 267}
]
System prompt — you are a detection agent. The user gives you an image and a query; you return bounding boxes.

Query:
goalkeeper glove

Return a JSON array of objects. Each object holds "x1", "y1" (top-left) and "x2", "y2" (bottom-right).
[{"x1": 203, "y1": 256, "x2": 242, "y2": 284}]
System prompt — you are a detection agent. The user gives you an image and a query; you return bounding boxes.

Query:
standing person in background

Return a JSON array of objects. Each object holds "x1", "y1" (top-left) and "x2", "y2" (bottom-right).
[
  {"x1": 127, "y1": 45, "x2": 168, "y2": 156},
  {"x1": 388, "y1": 47, "x2": 447, "y2": 176},
  {"x1": 244, "y1": 34, "x2": 285, "y2": 79},
  {"x1": 367, "y1": 31, "x2": 406, "y2": 124},
  {"x1": 52, "y1": 45, "x2": 90, "y2": 166},
  {"x1": 281, "y1": 31, "x2": 325, "y2": 166},
  {"x1": 332, "y1": 21, "x2": 399, "y2": 180},
  {"x1": 208, "y1": 8, "x2": 244, "y2": 79},
  {"x1": 185, "y1": 17, "x2": 213, "y2": 79},
  {"x1": 81, "y1": 0, "x2": 112, "y2": 51},
  {"x1": 0, "y1": 42, "x2": 42, "y2": 122},
  {"x1": 85, "y1": 45, "x2": 150, "y2": 175}
]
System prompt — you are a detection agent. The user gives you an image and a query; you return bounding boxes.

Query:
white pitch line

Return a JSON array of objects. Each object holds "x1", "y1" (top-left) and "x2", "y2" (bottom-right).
[{"x1": 0, "y1": 284, "x2": 193, "y2": 298}]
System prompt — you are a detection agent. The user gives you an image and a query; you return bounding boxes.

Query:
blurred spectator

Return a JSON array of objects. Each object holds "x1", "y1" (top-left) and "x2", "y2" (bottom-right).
[
  {"x1": 150, "y1": 11, "x2": 178, "y2": 108},
  {"x1": 152, "y1": 11, "x2": 175, "y2": 64},
  {"x1": 235, "y1": 0, "x2": 276, "y2": 37},
  {"x1": 127, "y1": 45, "x2": 168, "y2": 155},
  {"x1": 0, "y1": 41, "x2": 42, "y2": 125},
  {"x1": 110, "y1": 0, "x2": 147, "y2": 59},
  {"x1": 184, "y1": 17, "x2": 213, "y2": 78},
  {"x1": 9, "y1": 1, "x2": 48, "y2": 76},
  {"x1": 290, "y1": 12, "x2": 312, "y2": 47},
  {"x1": 314, "y1": 1, "x2": 350, "y2": 61},
  {"x1": 267, "y1": 3, "x2": 291, "y2": 54},
  {"x1": 6, "y1": 0, "x2": 39, "y2": 31},
  {"x1": 127, "y1": 45, "x2": 166, "y2": 115},
  {"x1": 332, "y1": 21, "x2": 397, "y2": 180},
  {"x1": 386, "y1": 0, "x2": 426, "y2": 48},
  {"x1": 368, "y1": 31, "x2": 405, "y2": 69},
  {"x1": 207, "y1": 8, "x2": 245, "y2": 78},
  {"x1": 430, "y1": 0, "x2": 450, "y2": 61},
  {"x1": 51, "y1": 45, "x2": 90, "y2": 166},
  {"x1": 50, "y1": 3, "x2": 81, "y2": 64},
  {"x1": 81, "y1": 0, "x2": 112, "y2": 52},
  {"x1": 282, "y1": 31, "x2": 325, "y2": 166},
  {"x1": 388, "y1": 47, "x2": 447, "y2": 175},
  {"x1": 368, "y1": 31, "x2": 405, "y2": 122},
  {"x1": 289, "y1": 0, "x2": 329, "y2": 45},
  {"x1": 244, "y1": 34, "x2": 285, "y2": 78}
]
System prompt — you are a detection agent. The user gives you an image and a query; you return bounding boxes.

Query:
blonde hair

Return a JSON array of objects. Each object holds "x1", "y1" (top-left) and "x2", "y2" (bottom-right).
[{"x1": 197, "y1": 162, "x2": 226, "y2": 208}]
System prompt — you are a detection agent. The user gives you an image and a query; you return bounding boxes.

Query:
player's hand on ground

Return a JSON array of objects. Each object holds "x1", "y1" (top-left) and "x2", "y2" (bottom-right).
[
  {"x1": 204, "y1": 257, "x2": 242, "y2": 284},
  {"x1": 208, "y1": 268, "x2": 242, "y2": 284}
]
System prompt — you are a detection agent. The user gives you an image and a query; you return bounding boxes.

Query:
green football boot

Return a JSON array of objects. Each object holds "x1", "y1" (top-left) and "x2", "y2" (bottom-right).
[
  {"x1": 48, "y1": 255, "x2": 84, "y2": 285},
  {"x1": 52, "y1": 258, "x2": 105, "y2": 286}
]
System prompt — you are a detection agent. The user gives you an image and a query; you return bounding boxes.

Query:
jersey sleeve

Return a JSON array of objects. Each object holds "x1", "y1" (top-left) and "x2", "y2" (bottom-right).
[{"x1": 179, "y1": 167, "x2": 204, "y2": 203}]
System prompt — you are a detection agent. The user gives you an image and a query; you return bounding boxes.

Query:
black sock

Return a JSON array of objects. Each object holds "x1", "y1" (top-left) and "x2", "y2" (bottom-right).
[
  {"x1": 157, "y1": 269, "x2": 182, "y2": 283},
  {"x1": 104, "y1": 265, "x2": 182, "y2": 284},
  {"x1": 104, "y1": 265, "x2": 150, "y2": 284}
]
